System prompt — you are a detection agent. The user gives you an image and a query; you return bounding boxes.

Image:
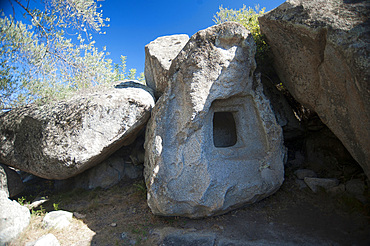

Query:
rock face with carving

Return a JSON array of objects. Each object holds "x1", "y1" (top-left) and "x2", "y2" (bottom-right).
[{"x1": 144, "y1": 22, "x2": 286, "y2": 218}]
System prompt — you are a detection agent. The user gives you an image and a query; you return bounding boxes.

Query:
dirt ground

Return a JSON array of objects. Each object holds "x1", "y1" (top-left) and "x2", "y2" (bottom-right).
[{"x1": 10, "y1": 165, "x2": 370, "y2": 246}]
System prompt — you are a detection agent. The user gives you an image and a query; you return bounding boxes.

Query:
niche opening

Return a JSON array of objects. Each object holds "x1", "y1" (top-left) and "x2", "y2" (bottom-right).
[{"x1": 213, "y1": 111, "x2": 237, "y2": 148}]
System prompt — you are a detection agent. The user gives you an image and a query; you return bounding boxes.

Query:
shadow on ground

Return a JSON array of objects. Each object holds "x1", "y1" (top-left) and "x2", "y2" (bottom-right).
[{"x1": 12, "y1": 167, "x2": 370, "y2": 246}]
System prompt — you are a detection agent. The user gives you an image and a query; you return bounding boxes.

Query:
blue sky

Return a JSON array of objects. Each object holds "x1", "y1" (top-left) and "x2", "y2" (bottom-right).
[{"x1": 1, "y1": 0, "x2": 285, "y2": 75}]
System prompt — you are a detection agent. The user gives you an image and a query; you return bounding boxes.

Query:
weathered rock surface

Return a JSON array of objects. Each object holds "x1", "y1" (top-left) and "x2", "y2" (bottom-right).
[
  {"x1": 0, "y1": 164, "x2": 24, "y2": 198},
  {"x1": 0, "y1": 83, "x2": 155, "y2": 180},
  {"x1": 259, "y1": 0, "x2": 370, "y2": 178},
  {"x1": 144, "y1": 22, "x2": 286, "y2": 218},
  {"x1": 0, "y1": 190, "x2": 30, "y2": 245},
  {"x1": 144, "y1": 34, "x2": 189, "y2": 98}
]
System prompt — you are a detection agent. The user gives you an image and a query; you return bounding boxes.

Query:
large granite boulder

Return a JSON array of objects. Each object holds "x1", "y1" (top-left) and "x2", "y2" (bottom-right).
[
  {"x1": 144, "y1": 34, "x2": 189, "y2": 98},
  {"x1": 0, "y1": 82, "x2": 155, "y2": 180},
  {"x1": 144, "y1": 22, "x2": 286, "y2": 218},
  {"x1": 0, "y1": 191, "x2": 31, "y2": 245},
  {"x1": 259, "y1": 0, "x2": 370, "y2": 178}
]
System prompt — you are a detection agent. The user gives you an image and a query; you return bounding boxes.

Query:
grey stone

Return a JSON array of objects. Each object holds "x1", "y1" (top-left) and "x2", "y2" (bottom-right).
[
  {"x1": 67, "y1": 155, "x2": 141, "y2": 190},
  {"x1": 162, "y1": 234, "x2": 215, "y2": 246},
  {"x1": 43, "y1": 211, "x2": 73, "y2": 229},
  {"x1": 294, "y1": 169, "x2": 317, "y2": 180},
  {"x1": 54, "y1": 140, "x2": 144, "y2": 191},
  {"x1": 144, "y1": 34, "x2": 189, "y2": 98},
  {"x1": 304, "y1": 177, "x2": 339, "y2": 193},
  {"x1": 0, "y1": 190, "x2": 31, "y2": 245},
  {"x1": 259, "y1": 0, "x2": 370, "y2": 179},
  {"x1": 144, "y1": 22, "x2": 285, "y2": 218},
  {"x1": 27, "y1": 196, "x2": 48, "y2": 210},
  {"x1": 327, "y1": 184, "x2": 346, "y2": 195},
  {"x1": 152, "y1": 227, "x2": 216, "y2": 246},
  {"x1": 295, "y1": 179, "x2": 307, "y2": 190},
  {"x1": 33, "y1": 234, "x2": 60, "y2": 246},
  {"x1": 0, "y1": 164, "x2": 24, "y2": 198},
  {"x1": 0, "y1": 85, "x2": 155, "y2": 180},
  {"x1": 73, "y1": 212, "x2": 86, "y2": 219},
  {"x1": 345, "y1": 179, "x2": 365, "y2": 195}
]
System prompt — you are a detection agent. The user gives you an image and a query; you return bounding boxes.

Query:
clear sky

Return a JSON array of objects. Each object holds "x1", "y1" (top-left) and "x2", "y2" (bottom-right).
[{"x1": 0, "y1": 0, "x2": 285, "y2": 75}]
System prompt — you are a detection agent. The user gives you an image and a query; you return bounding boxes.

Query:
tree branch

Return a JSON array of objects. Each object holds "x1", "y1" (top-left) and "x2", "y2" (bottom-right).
[{"x1": 13, "y1": 0, "x2": 49, "y2": 44}]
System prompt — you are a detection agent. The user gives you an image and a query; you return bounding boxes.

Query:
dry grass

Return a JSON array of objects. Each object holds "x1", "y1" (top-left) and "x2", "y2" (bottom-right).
[
  {"x1": 10, "y1": 214, "x2": 95, "y2": 246},
  {"x1": 10, "y1": 179, "x2": 156, "y2": 245}
]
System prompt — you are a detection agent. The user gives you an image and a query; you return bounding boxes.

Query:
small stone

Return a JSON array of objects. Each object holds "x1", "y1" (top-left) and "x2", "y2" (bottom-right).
[
  {"x1": 304, "y1": 177, "x2": 339, "y2": 193},
  {"x1": 294, "y1": 169, "x2": 317, "y2": 180},
  {"x1": 27, "y1": 196, "x2": 48, "y2": 209},
  {"x1": 327, "y1": 184, "x2": 346, "y2": 195},
  {"x1": 33, "y1": 233, "x2": 60, "y2": 246},
  {"x1": 346, "y1": 179, "x2": 365, "y2": 195},
  {"x1": 129, "y1": 239, "x2": 136, "y2": 245},
  {"x1": 110, "y1": 223, "x2": 117, "y2": 227},
  {"x1": 121, "y1": 232, "x2": 128, "y2": 239},
  {"x1": 73, "y1": 212, "x2": 86, "y2": 219},
  {"x1": 295, "y1": 179, "x2": 307, "y2": 190},
  {"x1": 43, "y1": 210, "x2": 73, "y2": 229}
]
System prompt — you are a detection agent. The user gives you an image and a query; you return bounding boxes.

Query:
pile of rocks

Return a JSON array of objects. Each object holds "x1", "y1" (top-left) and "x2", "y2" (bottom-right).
[{"x1": 0, "y1": 0, "x2": 369, "y2": 243}]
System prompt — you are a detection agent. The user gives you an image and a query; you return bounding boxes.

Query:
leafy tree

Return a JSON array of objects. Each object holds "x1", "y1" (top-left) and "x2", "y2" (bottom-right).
[
  {"x1": 213, "y1": 5, "x2": 269, "y2": 63},
  {"x1": 0, "y1": 0, "x2": 142, "y2": 109}
]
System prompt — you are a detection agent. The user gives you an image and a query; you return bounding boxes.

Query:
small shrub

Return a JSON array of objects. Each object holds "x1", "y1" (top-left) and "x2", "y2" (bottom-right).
[
  {"x1": 213, "y1": 5, "x2": 270, "y2": 63},
  {"x1": 31, "y1": 205, "x2": 46, "y2": 217},
  {"x1": 17, "y1": 196, "x2": 27, "y2": 206}
]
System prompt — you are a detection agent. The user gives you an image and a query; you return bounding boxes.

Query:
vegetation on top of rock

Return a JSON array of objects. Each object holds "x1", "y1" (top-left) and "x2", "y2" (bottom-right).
[
  {"x1": 213, "y1": 5, "x2": 270, "y2": 63},
  {"x1": 0, "y1": 0, "x2": 144, "y2": 110}
]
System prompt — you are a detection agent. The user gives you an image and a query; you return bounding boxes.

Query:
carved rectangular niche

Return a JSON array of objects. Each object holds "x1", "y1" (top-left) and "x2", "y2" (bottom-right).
[
  {"x1": 209, "y1": 96, "x2": 268, "y2": 159},
  {"x1": 213, "y1": 111, "x2": 237, "y2": 148}
]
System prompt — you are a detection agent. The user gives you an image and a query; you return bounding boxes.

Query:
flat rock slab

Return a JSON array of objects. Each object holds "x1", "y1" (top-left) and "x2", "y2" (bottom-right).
[
  {"x1": 144, "y1": 22, "x2": 285, "y2": 218},
  {"x1": 149, "y1": 227, "x2": 335, "y2": 246},
  {"x1": 0, "y1": 84, "x2": 155, "y2": 180},
  {"x1": 304, "y1": 177, "x2": 339, "y2": 193},
  {"x1": 294, "y1": 169, "x2": 317, "y2": 180}
]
